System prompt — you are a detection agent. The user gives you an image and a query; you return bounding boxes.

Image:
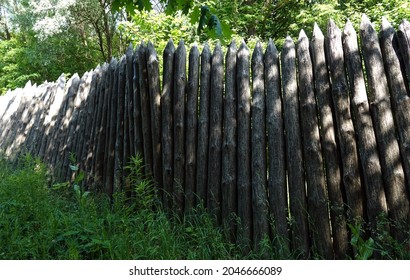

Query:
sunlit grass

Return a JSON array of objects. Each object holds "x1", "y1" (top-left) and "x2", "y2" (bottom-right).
[
  {"x1": 0, "y1": 154, "x2": 270, "y2": 260},
  {"x1": 1, "y1": 154, "x2": 409, "y2": 260}
]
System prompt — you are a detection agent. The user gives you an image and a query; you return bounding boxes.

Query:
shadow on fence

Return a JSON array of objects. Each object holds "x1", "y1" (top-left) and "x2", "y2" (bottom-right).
[{"x1": 1, "y1": 15, "x2": 410, "y2": 259}]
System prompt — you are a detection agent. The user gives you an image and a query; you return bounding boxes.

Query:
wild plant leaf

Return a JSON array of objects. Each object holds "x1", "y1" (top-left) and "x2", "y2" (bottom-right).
[
  {"x1": 207, "y1": 15, "x2": 223, "y2": 38},
  {"x1": 126, "y1": 2, "x2": 136, "y2": 14},
  {"x1": 52, "y1": 181, "x2": 70, "y2": 190},
  {"x1": 73, "y1": 184, "x2": 80, "y2": 195},
  {"x1": 181, "y1": 0, "x2": 192, "y2": 14},
  {"x1": 82, "y1": 191, "x2": 90, "y2": 199},
  {"x1": 62, "y1": 230, "x2": 80, "y2": 237},
  {"x1": 197, "y1": 6, "x2": 210, "y2": 34},
  {"x1": 360, "y1": 238, "x2": 375, "y2": 260},
  {"x1": 165, "y1": 0, "x2": 179, "y2": 15},
  {"x1": 111, "y1": 0, "x2": 122, "y2": 11},
  {"x1": 74, "y1": 170, "x2": 85, "y2": 184},
  {"x1": 190, "y1": 6, "x2": 200, "y2": 25},
  {"x1": 69, "y1": 164, "x2": 78, "y2": 171}
]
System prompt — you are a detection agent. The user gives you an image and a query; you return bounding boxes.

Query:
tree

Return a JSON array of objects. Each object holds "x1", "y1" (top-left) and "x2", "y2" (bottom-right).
[
  {"x1": 113, "y1": 0, "x2": 231, "y2": 40},
  {"x1": 28, "y1": 0, "x2": 125, "y2": 62},
  {"x1": 0, "y1": 0, "x2": 110, "y2": 94},
  {"x1": 0, "y1": 1, "x2": 11, "y2": 40}
]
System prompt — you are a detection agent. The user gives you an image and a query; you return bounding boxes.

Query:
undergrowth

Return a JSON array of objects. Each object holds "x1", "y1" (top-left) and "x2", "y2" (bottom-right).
[
  {"x1": 1, "y1": 154, "x2": 409, "y2": 260},
  {"x1": 0, "y1": 154, "x2": 269, "y2": 260}
]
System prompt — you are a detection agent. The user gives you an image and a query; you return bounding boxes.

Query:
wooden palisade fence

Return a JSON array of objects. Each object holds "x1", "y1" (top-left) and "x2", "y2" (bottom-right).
[{"x1": 1, "y1": 15, "x2": 410, "y2": 259}]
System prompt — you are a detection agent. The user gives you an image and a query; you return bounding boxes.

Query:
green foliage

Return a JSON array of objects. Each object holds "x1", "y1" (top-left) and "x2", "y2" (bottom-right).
[
  {"x1": 113, "y1": 0, "x2": 232, "y2": 41},
  {"x1": 0, "y1": 30, "x2": 99, "y2": 95},
  {"x1": 347, "y1": 215, "x2": 410, "y2": 260},
  {"x1": 0, "y1": 38, "x2": 40, "y2": 94},
  {"x1": 125, "y1": 154, "x2": 157, "y2": 210},
  {"x1": 119, "y1": 9, "x2": 197, "y2": 53},
  {"x1": 2, "y1": 154, "x2": 410, "y2": 259},
  {"x1": 349, "y1": 223, "x2": 375, "y2": 260},
  {"x1": 0, "y1": 155, "x2": 241, "y2": 259},
  {"x1": 2, "y1": 0, "x2": 409, "y2": 95}
]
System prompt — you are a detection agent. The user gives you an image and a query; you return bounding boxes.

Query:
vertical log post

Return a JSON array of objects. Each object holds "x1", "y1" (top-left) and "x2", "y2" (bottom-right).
[
  {"x1": 105, "y1": 61, "x2": 119, "y2": 196},
  {"x1": 297, "y1": 30, "x2": 333, "y2": 259},
  {"x1": 114, "y1": 57, "x2": 126, "y2": 193},
  {"x1": 196, "y1": 43, "x2": 212, "y2": 205},
  {"x1": 147, "y1": 42, "x2": 163, "y2": 198},
  {"x1": 161, "y1": 40, "x2": 175, "y2": 210},
  {"x1": 123, "y1": 45, "x2": 134, "y2": 195},
  {"x1": 251, "y1": 42, "x2": 269, "y2": 250},
  {"x1": 185, "y1": 44, "x2": 200, "y2": 214},
  {"x1": 397, "y1": 20, "x2": 410, "y2": 88},
  {"x1": 265, "y1": 39, "x2": 289, "y2": 251},
  {"x1": 327, "y1": 20, "x2": 364, "y2": 223},
  {"x1": 360, "y1": 15, "x2": 410, "y2": 241},
  {"x1": 343, "y1": 20, "x2": 388, "y2": 237},
  {"x1": 138, "y1": 44, "x2": 153, "y2": 177},
  {"x1": 93, "y1": 63, "x2": 110, "y2": 186},
  {"x1": 133, "y1": 48, "x2": 144, "y2": 157},
  {"x1": 173, "y1": 40, "x2": 187, "y2": 215},
  {"x1": 207, "y1": 43, "x2": 224, "y2": 225},
  {"x1": 83, "y1": 68, "x2": 101, "y2": 183},
  {"x1": 222, "y1": 41, "x2": 238, "y2": 242},
  {"x1": 311, "y1": 24, "x2": 348, "y2": 259},
  {"x1": 282, "y1": 35, "x2": 309, "y2": 258},
  {"x1": 380, "y1": 18, "x2": 410, "y2": 200},
  {"x1": 237, "y1": 41, "x2": 252, "y2": 250}
]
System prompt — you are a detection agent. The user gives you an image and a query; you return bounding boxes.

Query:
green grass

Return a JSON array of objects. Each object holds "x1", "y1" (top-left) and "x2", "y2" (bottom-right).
[
  {"x1": 0, "y1": 154, "x2": 281, "y2": 260},
  {"x1": 1, "y1": 154, "x2": 409, "y2": 260}
]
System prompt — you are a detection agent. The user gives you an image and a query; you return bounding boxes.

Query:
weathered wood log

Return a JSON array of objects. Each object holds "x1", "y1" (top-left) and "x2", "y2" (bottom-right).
[
  {"x1": 207, "y1": 43, "x2": 224, "y2": 224},
  {"x1": 236, "y1": 41, "x2": 252, "y2": 250},
  {"x1": 82, "y1": 67, "x2": 101, "y2": 184},
  {"x1": 133, "y1": 48, "x2": 144, "y2": 157},
  {"x1": 161, "y1": 40, "x2": 175, "y2": 210},
  {"x1": 297, "y1": 30, "x2": 333, "y2": 259},
  {"x1": 281, "y1": 35, "x2": 309, "y2": 258},
  {"x1": 265, "y1": 39, "x2": 289, "y2": 250},
  {"x1": 92, "y1": 63, "x2": 110, "y2": 186},
  {"x1": 222, "y1": 40, "x2": 237, "y2": 242},
  {"x1": 44, "y1": 77, "x2": 67, "y2": 167},
  {"x1": 380, "y1": 18, "x2": 410, "y2": 200},
  {"x1": 397, "y1": 19, "x2": 410, "y2": 89},
  {"x1": 251, "y1": 42, "x2": 269, "y2": 250},
  {"x1": 21, "y1": 84, "x2": 43, "y2": 156},
  {"x1": 61, "y1": 73, "x2": 86, "y2": 180},
  {"x1": 343, "y1": 20, "x2": 388, "y2": 236},
  {"x1": 173, "y1": 40, "x2": 187, "y2": 215},
  {"x1": 185, "y1": 44, "x2": 200, "y2": 214},
  {"x1": 73, "y1": 73, "x2": 93, "y2": 173},
  {"x1": 38, "y1": 80, "x2": 61, "y2": 161},
  {"x1": 124, "y1": 45, "x2": 134, "y2": 165},
  {"x1": 360, "y1": 15, "x2": 410, "y2": 241},
  {"x1": 27, "y1": 84, "x2": 52, "y2": 157},
  {"x1": 311, "y1": 24, "x2": 348, "y2": 259},
  {"x1": 147, "y1": 42, "x2": 163, "y2": 198},
  {"x1": 122, "y1": 46, "x2": 133, "y2": 191},
  {"x1": 0, "y1": 90, "x2": 18, "y2": 137},
  {"x1": 0, "y1": 89, "x2": 22, "y2": 154},
  {"x1": 114, "y1": 57, "x2": 127, "y2": 193},
  {"x1": 54, "y1": 74, "x2": 81, "y2": 181},
  {"x1": 196, "y1": 43, "x2": 212, "y2": 205},
  {"x1": 0, "y1": 89, "x2": 23, "y2": 150},
  {"x1": 327, "y1": 20, "x2": 364, "y2": 222},
  {"x1": 76, "y1": 71, "x2": 94, "y2": 168},
  {"x1": 6, "y1": 83, "x2": 35, "y2": 158},
  {"x1": 137, "y1": 44, "x2": 153, "y2": 177},
  {"x1": 104, "y1": 60, "x2": 119, "y2": 196}
]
